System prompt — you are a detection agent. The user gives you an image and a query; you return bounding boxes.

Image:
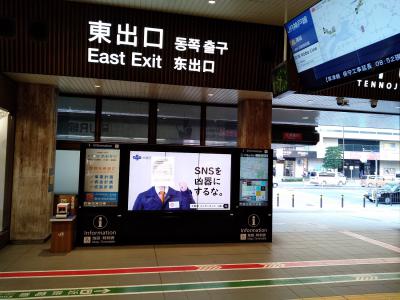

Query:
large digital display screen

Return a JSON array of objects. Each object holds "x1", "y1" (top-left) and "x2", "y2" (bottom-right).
[
  {"x1": 239, "y1": 153, "x2": 269, "y2": 207},
  {"x1": 285, "y1": 0, "x2": 400, "y2": 89},
  {"x1": 128, "y1": 151, "x2": 231, "y2": 211}
]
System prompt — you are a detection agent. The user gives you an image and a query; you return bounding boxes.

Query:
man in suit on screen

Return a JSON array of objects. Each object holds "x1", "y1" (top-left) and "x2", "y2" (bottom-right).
[{"x1": 132, "y1": 157, "x2": 195, "y2": 210}]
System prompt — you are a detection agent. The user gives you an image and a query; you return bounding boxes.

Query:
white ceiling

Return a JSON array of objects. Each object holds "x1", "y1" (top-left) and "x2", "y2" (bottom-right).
[{"x1": 69, "y1": 0, "x2": 319, "y2": 26}]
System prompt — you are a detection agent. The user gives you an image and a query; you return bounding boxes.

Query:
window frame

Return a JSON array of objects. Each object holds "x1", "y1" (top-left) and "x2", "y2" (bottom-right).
[{"x1": 56, "y1": 94, "x2": 237, "y2": 150}]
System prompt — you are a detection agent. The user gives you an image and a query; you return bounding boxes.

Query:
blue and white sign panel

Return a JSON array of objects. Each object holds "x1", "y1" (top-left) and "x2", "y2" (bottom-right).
[
  {"x1": 84, "y1": 148, "x2": 120, "y2": 207},
  {"x1": 285, "y1": 0, "x2": 400, "y2": 88}
]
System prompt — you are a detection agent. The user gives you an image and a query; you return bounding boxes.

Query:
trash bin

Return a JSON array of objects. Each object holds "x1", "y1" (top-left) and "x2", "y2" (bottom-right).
[{"x1": 50, "y1": 215, "x2": 76, "y2": 253}]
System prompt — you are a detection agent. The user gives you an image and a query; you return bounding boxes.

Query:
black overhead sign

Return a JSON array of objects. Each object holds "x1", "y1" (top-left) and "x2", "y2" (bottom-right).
[
  {"x1": 0, "y1": 0, "x2": 283, "y2": 92},
  {"x1": 278, "y1": 58, "x2": 400, "y2": 101},
  {"x1": 284, "y1": 0, "x2": 400, "y2": 91},
  {"x1": 311, "y1": 68, "x2": 400, "y2": 101}
]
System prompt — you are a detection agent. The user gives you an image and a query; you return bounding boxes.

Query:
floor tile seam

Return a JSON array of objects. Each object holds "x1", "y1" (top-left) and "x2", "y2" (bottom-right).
[
  {"x1": 298, "y1": 292, "x2": 400, "y2": 300},
  {"x1": 340, "y1": 231, "x2": 400, "y2": 254}
]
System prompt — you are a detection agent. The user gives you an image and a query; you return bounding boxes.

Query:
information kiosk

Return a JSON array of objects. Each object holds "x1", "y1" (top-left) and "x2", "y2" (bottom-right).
[{"x1": 77, "y1": 144, "x2": 273, "y2": 245}]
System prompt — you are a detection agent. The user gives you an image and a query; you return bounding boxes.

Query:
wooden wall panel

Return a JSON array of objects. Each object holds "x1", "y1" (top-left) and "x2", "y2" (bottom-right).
[
  {"x1": 11, "y1": 83, "x2": 56, "y2": 241},
  {"x1": 238, "y1": 96, "x2": 272, "y2": 149},
  {"x1": 0, "y1": 0, "x2": 283, "y2": 92}
]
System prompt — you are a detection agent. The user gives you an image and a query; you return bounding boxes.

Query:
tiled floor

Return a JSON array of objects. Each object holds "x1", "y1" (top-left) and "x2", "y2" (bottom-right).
[{"x1": 0, "y1": 210, "x2": 399, "y2": 299}]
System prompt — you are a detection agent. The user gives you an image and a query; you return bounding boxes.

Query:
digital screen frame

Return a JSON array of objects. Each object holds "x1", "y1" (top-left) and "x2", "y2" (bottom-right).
[
  {"x1": 284, "y1": 0, "x2": 400, "y2": 89},
  {"x1": 80, "y1": 144, "x2": 121, "y2": 208},
  {"x1": 79, "y1": 144, "x2": 274, "y2": 213},
  {"x1": 77, "y1": 144, "x2": 273, "y2": 244},
  {"x1": 239, "y1": 152, "x2": 270, "y2": 207}
]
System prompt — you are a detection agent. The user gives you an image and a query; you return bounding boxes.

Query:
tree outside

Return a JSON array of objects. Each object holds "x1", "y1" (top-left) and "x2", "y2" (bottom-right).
[{"x1": 323, "y1": 146, "x2": 343, "y2": 171}]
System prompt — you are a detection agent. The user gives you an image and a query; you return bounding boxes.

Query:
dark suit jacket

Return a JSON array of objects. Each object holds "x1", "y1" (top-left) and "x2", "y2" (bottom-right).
[{"x1": 132, "y1": 186, "x2": 195, "y2": 210}]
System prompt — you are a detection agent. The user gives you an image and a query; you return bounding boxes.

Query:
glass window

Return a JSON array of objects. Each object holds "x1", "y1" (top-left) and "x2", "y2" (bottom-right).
[
  {"x1": 157, "y1": 103, "x2": 200, "y2": 145},
  {"x1": 101, "y1": 99, "x2": 148, "y2": 143},
  {"x1": 206, "y1": 106, "x2": 237, "y2": 146},
  {"x1": 56, "y1": 97, "x2": 96, "y2": 141},
  {"x1": 54, "y1": 150, "x2": 80, "y2": 195}
]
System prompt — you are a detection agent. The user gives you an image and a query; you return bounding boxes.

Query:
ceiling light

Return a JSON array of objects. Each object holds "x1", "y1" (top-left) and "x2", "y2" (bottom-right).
[
  {"x1": 208, "y1": 0, "x2": 216, "y2": 4},
  {"x1": 307, "y1": 100, "x2": 313, "y2": 103},
  {"x1": 208, "y1": 93, "x2": 214, "y2": 97},
  {"x1": 94, "y1": 84, "x2": 101, "y2": 88},
  {"x1": 302, "y1": 116, "x2": 309, "y2": 120}
]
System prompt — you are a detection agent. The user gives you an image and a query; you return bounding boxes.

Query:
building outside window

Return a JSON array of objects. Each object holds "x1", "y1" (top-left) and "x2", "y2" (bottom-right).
[
  {"x1": 157, "y1": 103, "x2": 200, "y2": 145},
  {"x1": 206, "y1": 106, "x2": 237, "y2": 146},
  {"x1": 56, "y1": 97, "x2": 96, "y2": 141},
  {"x1": 101, "y1": 99, "x2": 148, "y2": 143}
]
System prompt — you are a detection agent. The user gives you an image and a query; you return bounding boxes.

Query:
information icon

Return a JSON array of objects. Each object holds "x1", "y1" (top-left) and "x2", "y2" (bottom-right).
[{"x1": 93, "y1": 215, "x2": 108, "y2": 229}]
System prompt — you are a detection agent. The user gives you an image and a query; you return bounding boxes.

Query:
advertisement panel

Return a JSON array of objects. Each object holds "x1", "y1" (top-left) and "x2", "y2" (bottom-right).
[
  {"x1": 84, "y1": 148, "x2": 120, "y2": 207},
  {"x1": 128, "y1": 151, "x2": 231, "y2": 211}
]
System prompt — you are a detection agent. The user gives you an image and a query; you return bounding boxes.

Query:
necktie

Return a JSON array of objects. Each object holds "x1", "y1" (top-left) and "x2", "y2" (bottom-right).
[{"x1": 159, "y1": 191, "x2": 165, "y2": 203}]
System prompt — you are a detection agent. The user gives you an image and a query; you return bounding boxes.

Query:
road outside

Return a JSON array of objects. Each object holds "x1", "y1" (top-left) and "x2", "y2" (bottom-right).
[{"x1": 272, "y1": 180, "x2": 400, "y2": 223}]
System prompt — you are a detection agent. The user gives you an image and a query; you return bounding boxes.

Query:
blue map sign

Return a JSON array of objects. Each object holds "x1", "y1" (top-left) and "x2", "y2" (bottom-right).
[{"x1": 285, "y1": 0, "x2": 400, "y2": 89}]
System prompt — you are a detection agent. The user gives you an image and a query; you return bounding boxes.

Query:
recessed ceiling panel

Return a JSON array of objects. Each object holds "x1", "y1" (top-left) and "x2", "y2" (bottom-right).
[
  {"x1": 5, "y1": 73, "x2": 269, "y2": 104},
  {"x1": 6, "y1": 72, "x2": 399, "y2": 130},
  {"x1": 272, "y1": 108, "x2": 400, "y2": 130},
  {"x1": 274, "y1": 93, "x2": 400, "y2": 114}
]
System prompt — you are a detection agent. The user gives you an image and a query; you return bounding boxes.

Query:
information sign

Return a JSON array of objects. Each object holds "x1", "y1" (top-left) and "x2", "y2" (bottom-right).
[
  {"x1": 239, "y1": 152, "x2": 269, "y2": 207},
  {"x1": 84, "y1": 147, "x2": 120, "y2": 207},
  {"x1": 285, "y1": 0, "x2": 400, "y2": 89}
]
